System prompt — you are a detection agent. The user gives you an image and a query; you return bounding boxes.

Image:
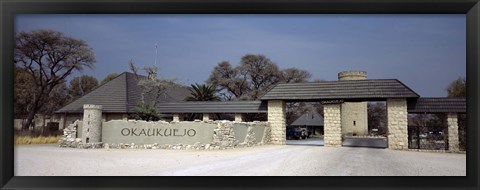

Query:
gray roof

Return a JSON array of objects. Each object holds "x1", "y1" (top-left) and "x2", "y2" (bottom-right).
[
  {"x1": 407, "y1": 97, "x2": 466, "y2": 113},
  {"x1": 260, "y1": 79, "x2": 420, "y2": 101},
  {"x1": 56, "y1": 72, "x2": 190, "y2": 113},
  {"x1": 290, "y1": 111, "x2": 324, "y2": 126},
  {"x1": 157, "y1": 101, "x2": 267, "y2": 113}
]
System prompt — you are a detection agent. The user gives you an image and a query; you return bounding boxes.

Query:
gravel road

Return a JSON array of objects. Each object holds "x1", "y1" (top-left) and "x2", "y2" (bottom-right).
[{"x1": 15, "y1": 144, "x2": 465, "y2": 176}]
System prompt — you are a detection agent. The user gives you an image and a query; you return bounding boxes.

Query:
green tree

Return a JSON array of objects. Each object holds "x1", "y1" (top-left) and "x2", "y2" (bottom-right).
[
  {"x1": 446, "y1": 77, "x2": 466, "y2": 98},
  {"x1": 185, "y1": 83, "x2": 220, "y2": 101},
  {"x1": 14, "y1": 66, "x2": 36, "y2": 118},
  {"x1": 129, "y1": 103, "x2": 160, "y2": 121},
  {"x1": 100, "y1": 72, "x2": 119, "y2": 85},
  {"x1": 67, "y1": 75, "x2": 99, "y2": 102},
  {"x1": 14, "y1": 29, "x2": 95, "y2": 130}
]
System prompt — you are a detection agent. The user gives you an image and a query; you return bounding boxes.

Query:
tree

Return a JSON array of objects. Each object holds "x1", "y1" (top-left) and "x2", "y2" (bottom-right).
[
  {"x1": 100, "y1": 72, "x2": 119, "y2": 85},
  {"x1": 185, "y1": 83, "x2": 220, "y2": 101},
  {"x1": 367, "y1": 102, "x2": 387, "y2": 135},
  {"x1": 207, "y1": 54, "x2": 311, "y2": 101},
  {"x1": 239, "y1": 54, "x2": 281, "y2": 100},
  {"x1": 207, "y1": 61, "x2": 248, "y2": 100},
  {"x1": 14, "y1": 29, "x2": 95, "y2": 130},
  {"x1": 280, "y1": 68, "x2": 312, "y2": 83},
  {"x1": 128, "y1": 60, "x2": 179, "y2": 121},
  {"x1": 14, "y1": 66, "x2": 36, "y2": 118},
  {"x1": 446, "y1": 77, "x2": 466, "y2": 98},
  {"x1": 67, "y1": 75, "x2": 99, "y2": 102},
  {"x1": 129, "y1": 103, "x2": 160, "y2": 122}
]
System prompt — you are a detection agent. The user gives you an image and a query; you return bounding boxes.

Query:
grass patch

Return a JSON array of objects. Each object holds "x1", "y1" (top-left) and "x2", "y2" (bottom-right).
[{"x1": 14, "y1": 135, "x2": 61, "y2": 145}]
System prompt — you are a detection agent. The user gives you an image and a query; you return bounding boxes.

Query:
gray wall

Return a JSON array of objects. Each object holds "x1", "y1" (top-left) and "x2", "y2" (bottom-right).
[
  {"x1": 102, "y1": 120, "x2": 216, "y2": 145},
  {"x1": 233, "y1": 123, "x2": 248, "y2": 143}
]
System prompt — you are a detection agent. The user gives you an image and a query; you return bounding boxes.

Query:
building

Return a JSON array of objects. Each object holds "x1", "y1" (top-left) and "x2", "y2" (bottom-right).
[
  {"x1": 54, "y1": 72, "x2": 190, "y2": 129},
  {"x1": 289, "y1": 110, "x2": 324, "y2": 136}
]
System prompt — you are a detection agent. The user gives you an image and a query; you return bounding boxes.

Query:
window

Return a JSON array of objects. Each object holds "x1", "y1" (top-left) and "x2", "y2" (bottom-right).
[{"x1": 353, "y1": 121, "x2": 356, "y2": 126}]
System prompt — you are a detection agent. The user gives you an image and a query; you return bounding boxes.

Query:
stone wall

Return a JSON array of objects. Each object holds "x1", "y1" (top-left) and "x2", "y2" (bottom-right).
[
  {"x1": 324, "y1": 104, "x2": 342, "y2": 147},
  {"x1": 59, "y1": 119, "x2": 269, "y2": 150},
  {"x1": 387, "y1": 99, "x2": 408, "y2": 150},
  {"x1": 267, "y1": 100, "x2": 286, "y2": 145},
  {"x1": 447, "y1": 113, "x2": 459, "y2": 152}
]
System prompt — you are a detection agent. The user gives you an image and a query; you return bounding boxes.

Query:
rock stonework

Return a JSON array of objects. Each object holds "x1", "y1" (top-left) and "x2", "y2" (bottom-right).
[
  {"x1": 82, "y1": 104, "x2": 102, "y2": 143},
  {"x1": 58, "y1": 120, "x2": 103, "y2": 148},
  {"x1": 267, "y1": 100, "x2": 286, "y2": 145},
  {"x1": 323, "y1": 104, "x2": 342, "y2": 147},
  {"x1": 447, "y1": 113, "x2": 459, "y2": 152},
  {"x1": 387, "y1": 98, "x2": 408, "y2": 150},
  {"x1": 59, "y1": 117, "x2": 270, "y2": 150}
]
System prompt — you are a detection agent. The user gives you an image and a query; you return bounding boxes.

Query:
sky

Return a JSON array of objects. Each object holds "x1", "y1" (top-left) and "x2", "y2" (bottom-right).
[{"x1": 15, "y1": 14, "x2": 465, "y2": 97}]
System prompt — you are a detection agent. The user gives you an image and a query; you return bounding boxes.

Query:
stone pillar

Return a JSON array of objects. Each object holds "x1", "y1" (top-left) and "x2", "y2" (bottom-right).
[
  {"x1": 447, "y1": 113, "x2": 459, "y2": 152},
  {"x1": 387, "y1": 99, "x2": 408, "y2": 150},
  {"x1": 173, "y1": 113, "x2": 182, "y2": 122},
  {"x1": 235, "y1": 113, "x2": 244, "y2": 122},
  {"x1": 267, "y1": 100, "x2": 286, "y2": 145},
  {"x1": 82, "y1": 104, "x2": 103, "y2": 143},
  {"x1": 323, "y1": 104, "x2": 342, "y2": 147},
  {"x1": 203, "y1": 113, "x2": 210, "y2": 121}
]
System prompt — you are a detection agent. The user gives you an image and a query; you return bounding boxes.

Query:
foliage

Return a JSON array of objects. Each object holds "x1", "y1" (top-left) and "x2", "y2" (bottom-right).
[
  {"x1": 67, "y1": 75, "x2": 99, "y2": 102},
  {"x1": 185, "y1": 83, "x2": 220, "y2": 101},
  {"x1": 367, "y1": 102, "x2": 387, "y2": 135},
  {"x1": 100, "y1": 72, "x2": 119, "y2": 85},
  {"x1": 207, "y1": 54, "x2": 311, "y2": 101},
  {"x1": 446, "y1": 77, "x2": 466, "y2": 98},
  {"x1": 14, "y1": 67, "x2": 36, "y2": 118},
  {"x1": 129, "y1": 103, "x2": 160, "y2": 121},
  {"x1": 14, "y1": 29, "x2": 95, "y2": 129},
  {"x1": 280, "y1": 68, "x2": 312, "y2": 83},
  {"x1": 128, "y1": 60, "x2": 180, "y2": 121}
]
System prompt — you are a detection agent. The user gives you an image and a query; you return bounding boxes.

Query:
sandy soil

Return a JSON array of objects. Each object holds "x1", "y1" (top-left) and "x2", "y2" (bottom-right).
[{"x1": 14, "y1": 144, "x2": 466, "y2": 176}]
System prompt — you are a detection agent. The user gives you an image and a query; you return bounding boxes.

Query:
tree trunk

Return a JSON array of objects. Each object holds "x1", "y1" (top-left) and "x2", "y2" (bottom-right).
[{"x1": 22, "y1": 109, "x2": 36, "y2": 131}]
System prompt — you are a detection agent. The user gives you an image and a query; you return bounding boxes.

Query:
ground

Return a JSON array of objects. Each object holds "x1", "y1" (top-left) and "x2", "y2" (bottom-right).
[{"x1": 15, "y1": 143, "x2": 465, "y2": 176}]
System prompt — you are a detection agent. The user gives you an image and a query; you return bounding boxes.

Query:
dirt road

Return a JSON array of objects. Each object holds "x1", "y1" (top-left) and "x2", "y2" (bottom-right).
[{"x1": 14, "y1": 144, "x2": 465, "y2": 176}]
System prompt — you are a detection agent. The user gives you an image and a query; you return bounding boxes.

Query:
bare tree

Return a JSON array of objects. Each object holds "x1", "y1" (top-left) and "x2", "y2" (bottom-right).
[
  {"x1": 128, "y1": 60, "x2": 180, "y2": 121},
  {"x1": 280, "y1": 68, "x2": 312, "y2": 83},
  {"x1": 14, "y1": 29, "x2": 95, "y2": 130},
  {"x1": 207, "y1": 54, "x2": 311, "y2": 101},
  {"x1": 207, "y1": 61, "x2": 248, "y2": 100},
  {"x1": 239, "y1": 54, "x2": 281, "y2": 100}
]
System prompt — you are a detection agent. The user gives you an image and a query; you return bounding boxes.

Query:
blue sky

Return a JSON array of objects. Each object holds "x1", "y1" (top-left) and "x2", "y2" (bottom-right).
[{"x1": 15, "y1": 14, "x2": 465, "y2": 97}]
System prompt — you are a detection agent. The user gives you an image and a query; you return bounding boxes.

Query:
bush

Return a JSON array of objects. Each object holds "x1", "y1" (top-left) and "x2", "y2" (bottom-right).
[{"x1": 128, "y1": 103, "x2": 160, "y2": 121}]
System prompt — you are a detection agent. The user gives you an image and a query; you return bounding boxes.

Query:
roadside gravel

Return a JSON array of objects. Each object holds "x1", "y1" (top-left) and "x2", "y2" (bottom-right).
[{"x1": 14, "y1": 144, "x2": 466, "y2": 176}]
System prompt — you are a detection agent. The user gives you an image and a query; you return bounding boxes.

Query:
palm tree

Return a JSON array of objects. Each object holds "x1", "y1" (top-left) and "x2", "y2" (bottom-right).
[{"x1": 185, "y1": 83, "x2": 220, "y2": 101}]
